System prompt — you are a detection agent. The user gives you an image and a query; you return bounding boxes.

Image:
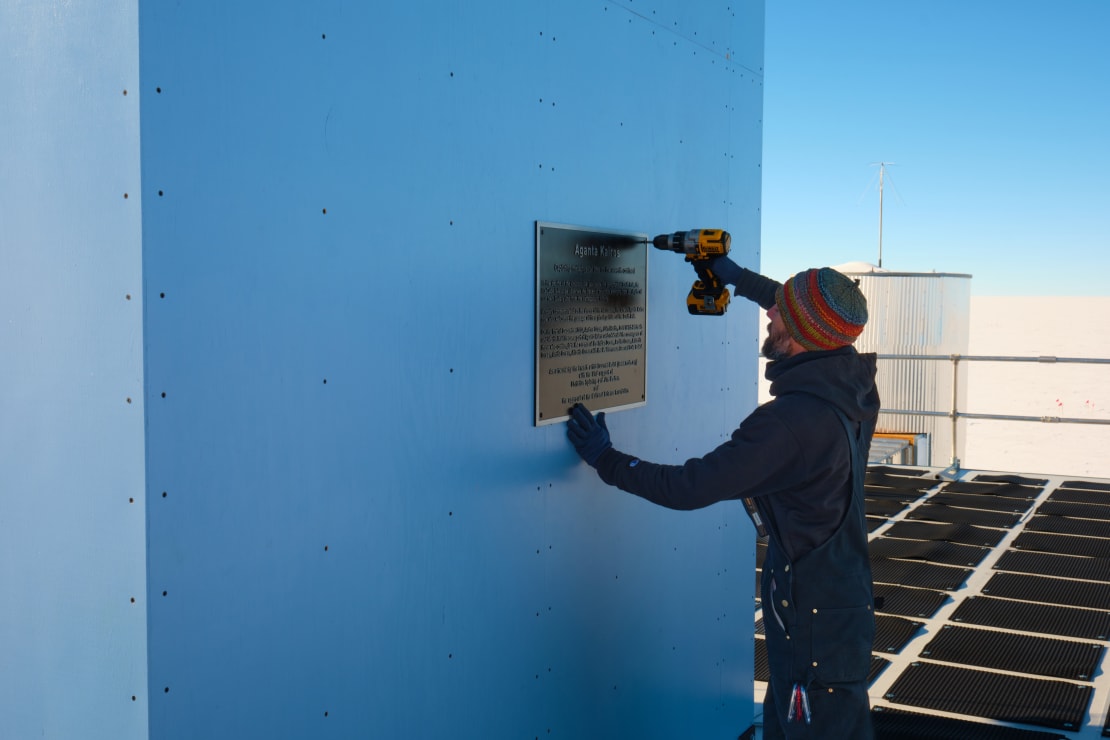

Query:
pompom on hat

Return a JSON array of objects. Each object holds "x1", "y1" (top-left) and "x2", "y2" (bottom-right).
[{"x1": 775, "y1": 268, "x2": 868, "y2": 351}]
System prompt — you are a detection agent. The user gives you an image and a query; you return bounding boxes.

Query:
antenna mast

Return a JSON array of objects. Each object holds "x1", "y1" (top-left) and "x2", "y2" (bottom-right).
[
  {"x1": 870, "y1": 161, "x2": 896, "y2": 268},
  {"x1": 878, "y1": 163, "x2": 885, "y2": 268}
]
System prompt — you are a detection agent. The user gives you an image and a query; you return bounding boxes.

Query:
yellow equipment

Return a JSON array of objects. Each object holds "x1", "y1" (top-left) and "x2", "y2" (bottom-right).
[{"x1": 652, "y1": 229, "x2": 732, "y2": 316}]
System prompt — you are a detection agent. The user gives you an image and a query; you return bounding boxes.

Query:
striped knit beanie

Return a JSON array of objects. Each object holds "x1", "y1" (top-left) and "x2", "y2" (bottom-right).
[{"x1": 775, "y1": 268, "x2": 868, "y2": 351}]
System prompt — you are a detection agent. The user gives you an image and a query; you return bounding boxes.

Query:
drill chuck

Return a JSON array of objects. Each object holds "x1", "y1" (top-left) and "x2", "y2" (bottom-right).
[{"x1": 652, "y1": 229, "x2": 731, "y2": 258}]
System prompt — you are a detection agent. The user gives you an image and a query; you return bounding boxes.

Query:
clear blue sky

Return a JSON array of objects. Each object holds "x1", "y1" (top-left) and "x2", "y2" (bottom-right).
[{"x1": 759, "y1": 1, "x2": 1110, "y2": 296}]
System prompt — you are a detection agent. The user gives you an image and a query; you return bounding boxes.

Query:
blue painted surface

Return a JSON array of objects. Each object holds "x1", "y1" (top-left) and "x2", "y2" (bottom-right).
[
  {"x1": 138, "y1": 1, "x2": 763, "y2": 737},
  {"x1": 3, "y1": 0, "x2": 764, "y2": 737},
  {"x1": 0, "y1": 1, "x2": 148, "y2": 739}
]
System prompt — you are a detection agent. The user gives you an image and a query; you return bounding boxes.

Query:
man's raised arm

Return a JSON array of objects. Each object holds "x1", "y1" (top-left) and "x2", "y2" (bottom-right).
[{"x1": 709, "y1": 256, "x2": 779, "y2": 310}]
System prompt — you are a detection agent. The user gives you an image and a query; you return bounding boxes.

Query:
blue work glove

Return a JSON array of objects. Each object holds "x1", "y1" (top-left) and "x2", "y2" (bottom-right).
[
  {"x1": 566, "y1": 403, "x2": 612, "y2": 467},
  {"x1": 708, "y1": 255, "x2": 744, "y2": 286}
]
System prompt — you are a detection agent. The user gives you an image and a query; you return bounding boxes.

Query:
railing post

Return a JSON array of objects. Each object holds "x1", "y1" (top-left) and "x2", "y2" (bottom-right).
[{"x1": 950, "y1": 354, "x2": 961, "y2": 469}]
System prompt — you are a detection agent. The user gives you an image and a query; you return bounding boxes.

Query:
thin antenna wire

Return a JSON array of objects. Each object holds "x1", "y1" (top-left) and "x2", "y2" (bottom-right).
[
  {"x1": 856, "y1": 169, "x2": 881, "y2": 205},
  {"x1": 883, "y1": 167, "x2": 906, "y2": 207}
]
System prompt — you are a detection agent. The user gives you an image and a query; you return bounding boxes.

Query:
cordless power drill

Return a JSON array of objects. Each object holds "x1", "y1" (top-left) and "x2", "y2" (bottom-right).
[{"x1": 652, "y1": 229, "x2": 732, "y2": 316}]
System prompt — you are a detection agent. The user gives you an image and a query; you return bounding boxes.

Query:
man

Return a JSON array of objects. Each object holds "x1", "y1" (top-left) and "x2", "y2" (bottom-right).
[{"x1": 566, "y1": 257, "x2": 879, "y2": 739}]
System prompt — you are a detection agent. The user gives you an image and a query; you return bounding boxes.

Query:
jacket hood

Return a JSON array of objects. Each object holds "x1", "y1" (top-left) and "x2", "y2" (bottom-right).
[{"x1": 766, "y1": 346, "x2": 880, "y2": 424}]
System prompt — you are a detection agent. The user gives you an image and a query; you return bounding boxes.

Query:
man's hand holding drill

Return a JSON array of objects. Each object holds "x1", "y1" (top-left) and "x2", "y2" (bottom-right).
[{"x1": 708, "y1": 255, "x2": 744, "y2": 286}]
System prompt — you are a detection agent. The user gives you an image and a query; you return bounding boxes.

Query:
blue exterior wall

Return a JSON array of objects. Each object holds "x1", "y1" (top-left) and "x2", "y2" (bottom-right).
[
  {"x1": 2, "y1": 0, "x2": 764, "y2": 738},
  {"x1": 0, "y1": 1, "x2": 148, "y2": 739}
]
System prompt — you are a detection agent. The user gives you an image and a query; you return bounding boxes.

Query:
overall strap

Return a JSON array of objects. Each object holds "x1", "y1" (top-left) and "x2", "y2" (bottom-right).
[
  {"x1": 793, "y1": 391, "x2": 865, "y2": 500},
  {"x1": 756, "y1": 392, "x2": 866, "y2": 566}
]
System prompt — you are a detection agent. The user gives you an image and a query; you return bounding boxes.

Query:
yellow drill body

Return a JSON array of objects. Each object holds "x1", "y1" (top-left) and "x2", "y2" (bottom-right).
[{"x1": 652, "y1": 229, "x2": 732, "y2": 316}]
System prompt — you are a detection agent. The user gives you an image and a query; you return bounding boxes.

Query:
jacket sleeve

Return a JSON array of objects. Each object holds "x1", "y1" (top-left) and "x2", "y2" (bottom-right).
[
  {"x1": 731, "y1": 267, "x2": 780, "y2": 311},
  {"x1": 592, "y1": 406, "x2": 806, "y2": 510}
]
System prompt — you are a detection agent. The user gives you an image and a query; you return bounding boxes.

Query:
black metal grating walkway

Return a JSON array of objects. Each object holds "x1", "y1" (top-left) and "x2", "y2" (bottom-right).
[
  {"x1": 881, "y1": 519, "x2": 1007, "y2": 547},
  {"x1": 870, "y1": 557, "x2": 973, "y2": 591},
  {"x1": 1060, "y1": 480, "x2": 1110, "y2": 492},
  {"x1": 874, "y1": 614, "x2": 924, "y2": 654},
  {"x1": 906, "y1": 502, "x2": 1023, "y2": 528},
  {"x1": 1050, "y1": 485, "x2": 1110, "y2": 505},
  {"x1": 866, "y1": 466, "x2": 935, "y2": 486},
  {"x1": 1012, "y1": 530, "x2": 1110, "y2": 559},
  {"x1": 1025, "y1": 514, "x2": 1110, "y2": 538},
  {"x1": 869, "y1": 537, "x2": 991, "y2": 567},
  {"x1": 883, "y1": 662, "x2": 1093, "y2": 731},
  {"x1": 873, "y1": 583, "x2": 950, "y2": 619},
  {"x1": 918, "y1": 624, "x2": 1105, "y2": 681},
  {"x1": 950, "y1": 595, "x2": 1110, "y2": 641},
  {"x1": 1036, "y1": 499, "x2": 1110, "y2": 520},
  {"x1": 982, "y1": 571, "x2": 1110, "y2": 610},
  {"x1": 869, "y1": 654, "x2": 891, "y2": 685},
  {"x1": 941, "y1": 480, "x2": 1041, "y2": 498},
  {"x1": 867, "y1": 497, "x2": 913, "y2": 517},
  {"x1": 930, "y1": 491, "x2": 1038, "y2": 512},
  {"x1": 754, "y1": 637, "x2": 768, "y2": 682},
  {"x1": 973, "y1": 473, "x2": 1050, "y2": 487},
  {"x1": 994, "y1": 549, "x2": 1110, "y2": 583},
  {"x1": 873, "y1": 708, "x2": 1072, "y2": 740}
]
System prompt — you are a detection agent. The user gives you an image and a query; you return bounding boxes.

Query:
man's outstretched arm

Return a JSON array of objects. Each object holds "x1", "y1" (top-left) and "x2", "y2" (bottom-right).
[
  {"x1": 566, "y1": 403, "x2": 801, "y2": 512},
  {"x1": 710, "y1": 256, "x2": 779, "y2": 310}
]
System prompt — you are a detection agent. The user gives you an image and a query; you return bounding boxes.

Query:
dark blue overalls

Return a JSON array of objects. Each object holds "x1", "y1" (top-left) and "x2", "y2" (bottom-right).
[{"x1": 758, "y1": 404, "x2": 875, "y2": 740}]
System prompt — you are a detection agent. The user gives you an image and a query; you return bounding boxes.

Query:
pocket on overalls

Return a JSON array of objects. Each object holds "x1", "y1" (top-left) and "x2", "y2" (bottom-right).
[{"x1": 809, "y1": 604, "x2": 874, "y2": 684}]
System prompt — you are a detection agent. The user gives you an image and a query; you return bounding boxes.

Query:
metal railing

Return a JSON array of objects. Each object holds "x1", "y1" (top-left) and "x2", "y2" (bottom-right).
[{"x1": 876, "y1": 353, "x2": 1110, "y2": 476}]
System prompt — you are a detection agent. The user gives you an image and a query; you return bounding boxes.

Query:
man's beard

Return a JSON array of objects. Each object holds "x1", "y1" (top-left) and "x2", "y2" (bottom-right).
[{"x1": 762, "y1": 328, "x2": 793, "y2": 362}]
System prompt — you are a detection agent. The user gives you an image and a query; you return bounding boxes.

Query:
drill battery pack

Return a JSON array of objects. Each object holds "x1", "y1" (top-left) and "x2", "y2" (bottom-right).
[{"x1": 687, "y1": 281, "x2": 731, "y2": 316}]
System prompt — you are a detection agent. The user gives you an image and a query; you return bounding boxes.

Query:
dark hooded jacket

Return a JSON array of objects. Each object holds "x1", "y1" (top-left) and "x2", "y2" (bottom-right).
[
  {"x1": 593, "y1": 266, "x2": 880, "y2": 735},
  {"x1": 594, "y1": 346, "x2": 880, "y2": 561}
]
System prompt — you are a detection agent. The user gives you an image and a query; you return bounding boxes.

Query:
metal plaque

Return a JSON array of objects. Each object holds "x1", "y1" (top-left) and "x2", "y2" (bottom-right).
[{"x1": 535, "y1": 222, "x2": 648, "y2": 426}]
